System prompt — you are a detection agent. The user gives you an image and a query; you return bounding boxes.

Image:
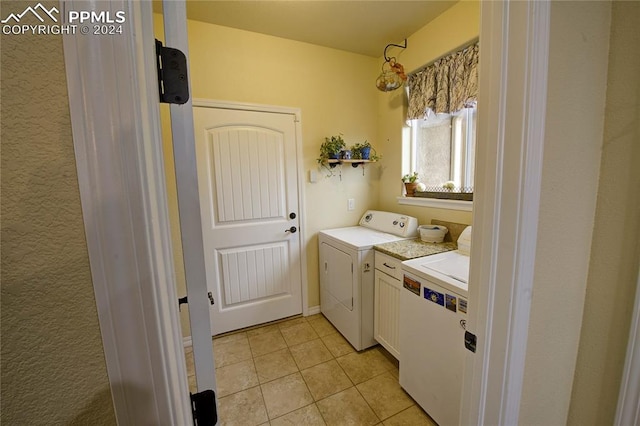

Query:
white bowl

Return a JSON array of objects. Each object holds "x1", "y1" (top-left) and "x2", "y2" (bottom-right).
[{"x1": 419, "y1": 225, "x2": 448, "y2": 243}]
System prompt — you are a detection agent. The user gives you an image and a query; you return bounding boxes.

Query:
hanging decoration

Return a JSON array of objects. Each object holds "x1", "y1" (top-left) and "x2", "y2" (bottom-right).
[{"x1": 376, "y1": 39, "x2": 408, "y2": 92}]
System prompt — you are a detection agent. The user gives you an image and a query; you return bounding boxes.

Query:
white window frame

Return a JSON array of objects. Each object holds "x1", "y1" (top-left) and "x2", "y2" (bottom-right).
[
  {"x1": 399, "y1": 109, "x2": 476, "y2": 212},
  {"x1": 407, "y1": 107, "x2": 476, "y2": 190}
]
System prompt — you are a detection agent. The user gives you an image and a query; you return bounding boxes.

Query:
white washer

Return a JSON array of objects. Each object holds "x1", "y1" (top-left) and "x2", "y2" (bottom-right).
[
  {"x1": 319, "y1": 210, "x2": 418, "y2": 351},
  {"x1": 400, "y1": 247, "x2": 470, "y2": 426}
]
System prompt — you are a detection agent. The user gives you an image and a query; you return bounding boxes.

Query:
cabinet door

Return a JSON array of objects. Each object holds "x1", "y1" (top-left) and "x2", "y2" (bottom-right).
[{"x1": 374, "y1": 269, "x2": 402, "y2": 359}]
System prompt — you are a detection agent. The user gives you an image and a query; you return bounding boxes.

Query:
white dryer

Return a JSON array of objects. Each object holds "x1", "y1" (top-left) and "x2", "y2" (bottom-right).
[{"x1": 319, "y1": 211, "x2": 418, "y2": 351}]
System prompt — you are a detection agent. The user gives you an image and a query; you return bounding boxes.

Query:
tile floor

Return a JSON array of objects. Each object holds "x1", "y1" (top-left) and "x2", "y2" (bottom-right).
[{"x1": 185, "y1": 314, "x2": 437, "y2": 426}]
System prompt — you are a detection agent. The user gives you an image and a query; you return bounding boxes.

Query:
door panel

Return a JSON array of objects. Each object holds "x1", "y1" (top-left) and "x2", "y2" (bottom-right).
[
  {"x1": 210, "y1": 127, "x2": 284, "y2": 223},
  {"x1": 194, "y1": 106, "x2": 302, "y2": 335},
  {"x1": 218, "y1": 242, "x2": 290, "y2": 305}
]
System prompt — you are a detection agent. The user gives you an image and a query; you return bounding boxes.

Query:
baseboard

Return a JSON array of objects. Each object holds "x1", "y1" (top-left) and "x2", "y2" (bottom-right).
[
  {"x1": 306, "y1": 305, "x2": 321, "y2": 316},
  {"x1": 182, "y1": 307, "x2": 321, "y2": 347}
]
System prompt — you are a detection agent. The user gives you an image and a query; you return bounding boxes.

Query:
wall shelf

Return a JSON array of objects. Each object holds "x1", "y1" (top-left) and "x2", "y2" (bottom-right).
[
  {"x1": 321, "y1": 159, "x2": 377, "y2": 178},
  {"x1": 326, "y1": 159, "x2": 377, "y2": 168}
]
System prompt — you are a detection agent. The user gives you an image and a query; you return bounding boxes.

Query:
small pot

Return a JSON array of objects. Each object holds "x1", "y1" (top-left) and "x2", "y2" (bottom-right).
[
  {"x1": 360, "y1": 146, "x2": 371, "y2": 160},
  {"x1": 341, "y1": 150, "x2": 352, "y2": 160},
  {"x1": 404, "y1": 182, "x2": 419, "y2": 197}
]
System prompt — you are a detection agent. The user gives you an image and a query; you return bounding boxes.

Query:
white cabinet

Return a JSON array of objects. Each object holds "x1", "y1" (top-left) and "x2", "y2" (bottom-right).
[{"x1": 374, "y1": 251, "x2": 403, "y2": 359}]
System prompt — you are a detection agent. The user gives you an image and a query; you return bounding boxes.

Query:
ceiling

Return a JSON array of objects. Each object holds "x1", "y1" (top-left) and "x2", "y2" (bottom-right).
[{"x1": 153, "y1": 1, "x2": 458, "y2": 57}]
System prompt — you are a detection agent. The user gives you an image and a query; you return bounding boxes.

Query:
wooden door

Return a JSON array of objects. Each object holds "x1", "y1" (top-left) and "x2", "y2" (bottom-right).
[{"x1": 193, "y1": 105, "x2": 303, "y2": 335}]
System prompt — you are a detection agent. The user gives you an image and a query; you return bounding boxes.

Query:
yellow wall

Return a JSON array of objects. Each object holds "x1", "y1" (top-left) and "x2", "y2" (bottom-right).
[
  {"x1": 154, "y1": 14, "x2": 381, "y2": 335},
  {"x1": 0, "y1": 1, "x2": 115, "y2": 423},
  {"x1": 568, "y1": 2, "x2": 640, "y2": 424},
  {"x1": 155, "y1": 2, "x2": 481, "y2": 337},
  {"x1": 377, "y1": 0, "x2": 479, "y2": 226}
]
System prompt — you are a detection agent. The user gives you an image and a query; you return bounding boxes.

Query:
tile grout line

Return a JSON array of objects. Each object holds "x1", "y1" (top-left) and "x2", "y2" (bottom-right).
[{"x1": 205, "y1": 315, "x2": 410, "y2": 424}]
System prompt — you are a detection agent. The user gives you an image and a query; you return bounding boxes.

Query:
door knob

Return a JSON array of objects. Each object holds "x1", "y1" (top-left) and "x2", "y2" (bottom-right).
[
  {"x1": 285, "y1": 226, "x2": 297, "y2": 234},
  {"x1": 289, "y1": 212, "x2": 297, "y2": 219}
]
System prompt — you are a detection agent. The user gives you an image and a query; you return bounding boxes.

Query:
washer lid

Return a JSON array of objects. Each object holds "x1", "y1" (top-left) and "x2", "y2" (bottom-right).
[
  {"x1": 320, "y1": 226, "x2": 408, "y2": 250},
  {"x1": 402, "y1": 250, "x2": 470, "y2": 295},
  {"x1": 422, "y1": 254, "x2": 469, "y2": 284}
]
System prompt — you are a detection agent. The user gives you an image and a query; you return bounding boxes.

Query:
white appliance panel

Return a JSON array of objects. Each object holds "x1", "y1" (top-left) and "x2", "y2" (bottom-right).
[
  {"x1": 319, "y1": 210, "x2": 418, "y2": 352},
  {"x1": 359, "y1": 210, "x2": 419, "y2": 237},
  {"x1": 399, "y1": 251, "x2": 470, "y2": 426},
  {"x1": 319, "y1": 238, "x2": 375, "y2": 350},
  {"x1": 399, "y1": 274, "x2": 467, "y2": 426},
  {"x1": 319, "y1": 226, "x2": 408, "y2": 251},
  {"x1": 322, "y1": 243, "x2": 354, "y2": 311},
  {"x1": 402, "y1": 250, "x2": 469, "y2": 295}
]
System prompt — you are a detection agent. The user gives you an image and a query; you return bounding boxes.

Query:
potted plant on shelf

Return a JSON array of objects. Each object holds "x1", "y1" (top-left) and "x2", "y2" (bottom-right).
[
  {"x1": 317, "y1": 134, "x2": 346, "y2": 165},
  {"x1": 350, "y1": 140, "x2": 381, "y2": 161},
  {"x1": 402, "y1": 172, "x2": 420, "y2": 196}
]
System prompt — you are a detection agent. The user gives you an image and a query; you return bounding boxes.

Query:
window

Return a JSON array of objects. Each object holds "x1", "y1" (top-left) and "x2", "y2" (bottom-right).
[{"x1": 408, "y1": 106, "x2": 476, "y2": 193}]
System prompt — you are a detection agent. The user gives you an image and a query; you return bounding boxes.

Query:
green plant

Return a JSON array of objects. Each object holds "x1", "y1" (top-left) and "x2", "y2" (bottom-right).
[
  {"x1": 350, "y1": 140, "x2": 381, "y2": 161},
  {"x1": 402, "y1": 172, "x2": 419, "y2": 183},
  {"x1": 317, "y1": 134, "x2": 346, "y2": 164}
]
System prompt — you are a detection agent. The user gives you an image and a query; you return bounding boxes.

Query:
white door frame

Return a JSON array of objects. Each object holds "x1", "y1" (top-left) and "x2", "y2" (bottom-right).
[
  {"x1": 162, "y1": 0, "x2": 217, "y2": 395},
  {"x1": 62, "y1": 0, "x2": 640, "y2": 424},
  {"x1": 615, "y1": 266, "x2": 640, "y2": 426},
  {"x1": 61, "y1": 0, "x2": 192, "y2": 423},
  {"x1": 192, "y1": 98, "x2": 310, "y2": 321},
  {"x1": 461, "y1": 1, "x2": 550, "y2": 424}
]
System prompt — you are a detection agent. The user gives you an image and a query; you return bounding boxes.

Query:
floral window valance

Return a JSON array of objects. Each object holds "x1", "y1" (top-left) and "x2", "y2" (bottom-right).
[{"x1": 407, "y1": 42, "x2": 479, "y2": 119}]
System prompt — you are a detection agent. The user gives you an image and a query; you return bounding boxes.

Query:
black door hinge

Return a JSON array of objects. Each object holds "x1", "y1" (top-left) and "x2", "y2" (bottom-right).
[
  {"x1": 178, "y1": 296, "x2": 188, "y2": 311},
  {"x1": 155, "y1": 39, "x2": 189, "y2": 104},
  {"x1": 190, "y1": 389, "x2": 217, "y2": 425},
  {"x1": 178, "y1": 292, "x2": 214, "y2": 311}
]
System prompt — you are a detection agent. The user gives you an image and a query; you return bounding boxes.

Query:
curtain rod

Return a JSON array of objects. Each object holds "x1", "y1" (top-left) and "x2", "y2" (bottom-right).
[{"x1": 407, "y1": 37, "x2": 479, "y2": 77}]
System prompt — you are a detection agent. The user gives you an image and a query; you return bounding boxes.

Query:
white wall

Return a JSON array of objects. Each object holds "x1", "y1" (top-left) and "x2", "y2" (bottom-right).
[
  {"x1": 519, "y1": 1, "x2": 612, "y2": 424},
  {"x1": 568, "y1": 2, "x2": 640, "y2": 424}
]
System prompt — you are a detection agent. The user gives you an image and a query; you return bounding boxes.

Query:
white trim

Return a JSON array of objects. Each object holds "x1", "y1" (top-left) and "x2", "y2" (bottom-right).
[
  {"x1": 183, "y1": 336, "x2": 193, "y2": 348},
  {"x1": 461, "y1": 1, "x2": 550, "y2": 425},
  {"x1": 61, "y1": 0, "x2": 192, "y2": 423},
  {"x1": 306, "y1": 305, "x2": 322, "y2": 316},
  {"x1": 396, "y1": 196, "x2": 473, "y2": 211},
  {"x1": 162, "y1": 0, "x2": 218, "y2": 395},
  {"x1": 192, "y1": 99, "x2": 310, "y2": 318},
  {"x1": 615, "y1": 266, "x2": 640, "y2": 426},
  {"x1": 194, "y1": 98, "x2": 302, "y2": 116}
]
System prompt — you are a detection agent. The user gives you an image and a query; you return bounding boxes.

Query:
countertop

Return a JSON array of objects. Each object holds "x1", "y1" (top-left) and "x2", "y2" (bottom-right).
[{"x1": 374, "y1": 238, "x2": 457, "y2": 261}]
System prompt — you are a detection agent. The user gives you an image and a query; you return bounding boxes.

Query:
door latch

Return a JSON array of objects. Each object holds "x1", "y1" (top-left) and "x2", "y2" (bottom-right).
[{"x1": 464, "y1": 331, "x2": 477, "y2": 353}]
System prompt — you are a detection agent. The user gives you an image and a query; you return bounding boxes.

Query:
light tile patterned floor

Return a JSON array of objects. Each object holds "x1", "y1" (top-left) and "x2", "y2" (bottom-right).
[{"x1": 185, "y1": 314, "x2": 438, "y2": 426}]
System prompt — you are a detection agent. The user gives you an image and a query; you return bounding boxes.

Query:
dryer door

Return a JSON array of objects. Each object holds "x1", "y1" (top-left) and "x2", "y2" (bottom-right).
[{"x1": 320, "y1": 242, "x2": 354, "y2": 311}]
